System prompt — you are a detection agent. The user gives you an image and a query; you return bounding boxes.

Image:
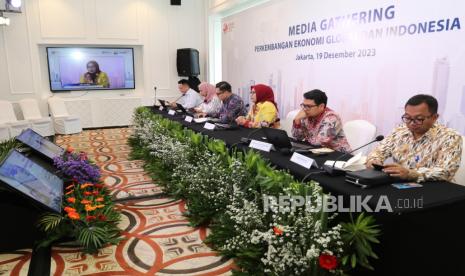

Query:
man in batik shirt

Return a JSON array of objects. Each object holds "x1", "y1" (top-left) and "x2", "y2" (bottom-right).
[
  {"x1": 292, "y1": 89, "x2": 351, "y2": 153},
  {"x1": 208, "y1": 81, "x2": 247, "y2": 124},
  {"x1": 367, "y1": 94, "x2": 462, "y2": 182}
]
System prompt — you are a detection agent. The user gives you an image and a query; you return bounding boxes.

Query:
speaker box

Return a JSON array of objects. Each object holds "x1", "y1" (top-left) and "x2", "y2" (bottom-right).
[
  {"x1": 177, "y1": 48, "x2": 200, "y2": 77},
  {"x1": 170, "y1": 0, "x2": 181, "y2": 5}
]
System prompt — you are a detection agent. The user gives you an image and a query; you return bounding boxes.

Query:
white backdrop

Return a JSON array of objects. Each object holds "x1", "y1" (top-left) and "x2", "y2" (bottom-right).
[{"x1": 222, "y1": 0, "x2": 465, "y2": 135}]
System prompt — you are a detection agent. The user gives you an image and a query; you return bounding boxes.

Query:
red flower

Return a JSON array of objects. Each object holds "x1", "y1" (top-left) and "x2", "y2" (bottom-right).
[
  {"x1": 98, "y1": 214, "x2": 107, "y2": 221},
  {"x1": 92, "y1": 190, "x2": 99, "y2": 196},
  {"x1": 83, "y1": 191, "x2": 92, "y2": 196},
  {"x1": 319, "y1": 254, "x2": 338, "y2": 270},
  {"x1": 86, "y1": 215, "x2": 96, "y2": 222},
  {"x1": 64, "y1": 207, "x2": 76, "y2": 213},
  {"x1": 66, "y1": 146, "x2": 74, "y2": 153},
  {"x1": 81, "y1": 199, "x2": 92, "y2": 205},
  {"x1": 79, "y1": 151, "x2": 88, "y2": 161},
  {"x1": 273, "y1": 226, "x2": 283, "y2": 236},
  {"x1": 94, "y1": 184, "x2": 104, "y2": 189},
  {"x1": 68, "y1": 212, "x2": 80, "y2": 220},
  {"x1": 66, "y1": 197, "x2": 76, "y2": 204},
  {"x1": 96, "y1": 197, "x2": 104, "y2": 202}
]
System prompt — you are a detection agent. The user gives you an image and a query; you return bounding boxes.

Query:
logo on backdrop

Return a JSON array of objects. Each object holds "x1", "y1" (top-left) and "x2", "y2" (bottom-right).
[{"x1": 223, "y1": 22, "x2": 235, "y2": 34}]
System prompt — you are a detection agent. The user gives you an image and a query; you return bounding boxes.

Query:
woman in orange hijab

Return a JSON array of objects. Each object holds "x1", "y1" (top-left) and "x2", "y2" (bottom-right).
[{"x1": 236, "y1": 84, "x2": 280, "y2": 128}]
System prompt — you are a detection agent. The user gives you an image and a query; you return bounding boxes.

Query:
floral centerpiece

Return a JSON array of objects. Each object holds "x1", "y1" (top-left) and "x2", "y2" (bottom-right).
[{"x1": 37, "y1": 146, "x2": 122, "y2": 253}]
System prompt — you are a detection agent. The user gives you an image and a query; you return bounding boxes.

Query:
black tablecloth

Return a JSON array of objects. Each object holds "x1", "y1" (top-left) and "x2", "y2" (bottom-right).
[
  {"x1": 150, "y1": 107, "x2": 465, "y2": 214},
  {"x1": 149, "y1": 107, "x2": 465, "y2": 275}
]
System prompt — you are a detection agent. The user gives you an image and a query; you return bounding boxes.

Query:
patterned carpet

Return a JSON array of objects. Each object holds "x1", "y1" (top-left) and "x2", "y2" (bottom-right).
[{"x1": 0, "y1": 128, "x2": 234, "y2": 276}]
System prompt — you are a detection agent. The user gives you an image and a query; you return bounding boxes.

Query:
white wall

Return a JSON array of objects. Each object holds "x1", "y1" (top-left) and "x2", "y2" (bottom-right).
[
  {"x1": 0, "y1": 0, "x2": 207, "y2": 126},
  {"x1": 206, "y1": 0, "x2": 271, "y2": 84}
]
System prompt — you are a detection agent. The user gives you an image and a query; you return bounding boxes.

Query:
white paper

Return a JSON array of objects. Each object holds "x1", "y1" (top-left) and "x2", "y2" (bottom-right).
[
  {"x1": 249, "y1": 139, "x2": 273, "y2": 152},
  {"x1": 185, "y1": 116, "x2": 193, "y2": 123},
  {"x1": 168, "y1": 110, "x2": 176, "y2": 115},
  {"x1": 290, "y1": 152, "x2": 315, "y2": 169},
  {"x1": 204, "y1": 122, "x2": 216, "y2": 130},
  {"x1": 194, "y1": 118, "x2": 208, "y2": 123},
  {"x1": 159, "y1": 106, "x2": 164, "y2": 111},
  {"x1": 324, "y1": 152, "x2": 367, "y2": 172}
]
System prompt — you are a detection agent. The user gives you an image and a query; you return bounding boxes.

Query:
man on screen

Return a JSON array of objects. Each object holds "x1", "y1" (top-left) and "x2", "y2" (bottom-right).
[
  {"x1": 170, "y1": 79, "x2": 203, "y2": 109},
  {"x1": 292, "y1": 89, "x2": 351, "y2": 152},
  {"x1": 80, "y1": 60, "x2": 110, "y2": 88},
  {"x1": 367, "y1": 94, "x2": 462, "y2": 182}
]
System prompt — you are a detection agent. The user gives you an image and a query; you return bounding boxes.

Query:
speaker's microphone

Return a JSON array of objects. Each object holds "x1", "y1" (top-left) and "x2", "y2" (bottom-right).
[
  {"x1": 240, "y1": 127, "x2": 263, "y2": 143},
  {"x1": 323, "y1": 135, "x2": 384, "y2": 176}
]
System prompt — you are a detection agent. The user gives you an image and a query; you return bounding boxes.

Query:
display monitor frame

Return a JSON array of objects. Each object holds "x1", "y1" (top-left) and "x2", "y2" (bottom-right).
[
  {"x1": 0, "y1": 149, "x2": 63, "y2": 213},
  {"x1": 46, "y1": 46, "x2": 136, "y2": 92},
  {"x1": 16, "y1": 128, "x2": 65, "y2": 161}
]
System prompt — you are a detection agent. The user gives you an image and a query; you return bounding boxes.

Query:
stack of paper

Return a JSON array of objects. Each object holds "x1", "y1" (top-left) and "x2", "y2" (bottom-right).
[{"x1": 324, "y1": 152, "x2": 367, "y2": 172}]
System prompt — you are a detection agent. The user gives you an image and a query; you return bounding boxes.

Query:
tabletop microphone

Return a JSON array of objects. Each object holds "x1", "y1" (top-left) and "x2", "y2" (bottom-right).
[{"x1": 323, "y1": 135, "x2": 384, "y2": 176}]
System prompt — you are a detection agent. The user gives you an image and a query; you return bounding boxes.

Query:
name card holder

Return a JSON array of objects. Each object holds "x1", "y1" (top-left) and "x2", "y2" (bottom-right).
[
  {"x1": 159, "y1": 106, "x2": 164, "y2": 111},
  {"x1": 203, "y1": 122, "x2": 216, "y2": 130},
  {"x1": 168, "y1": 110, "x2": 176, "y2": 116},
  {"x1": 184, "y1": 116, "x2": 193, "y2": 123},
  {"x1": 290, "y1": 152, "x2": 316, "y2": 169},
  {"x1": 249, "y1": 139, "x2": 273, "y2": 152}
]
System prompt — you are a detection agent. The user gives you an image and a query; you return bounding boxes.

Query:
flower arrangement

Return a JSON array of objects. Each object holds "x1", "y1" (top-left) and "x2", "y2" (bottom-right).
[
  {"x1": 37, "y1": 147, "x2": 122, "y2": 253},
  {"x1": 129, "y1": 107, "x2": 381, "y2": 275},
  {"x1": 53, "y1": 147, "x2": 101, "y2": 184}
]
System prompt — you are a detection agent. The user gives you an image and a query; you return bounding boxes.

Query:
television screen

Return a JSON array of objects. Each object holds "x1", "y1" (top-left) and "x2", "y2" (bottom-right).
[
  {"x1": 46, "y1": 47, "x2": 135, "y2": 92},
  {"x1": 16, "y1": 128, "x2": 65, "y2": 160},
  {"x1": 0, "y1": 150, "x2": 63, "y2": 213}
]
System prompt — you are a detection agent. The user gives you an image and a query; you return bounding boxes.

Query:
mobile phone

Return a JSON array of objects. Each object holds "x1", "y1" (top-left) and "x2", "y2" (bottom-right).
[{"x1": 372, "y1": 163, "x2": 384, "y2": 171}]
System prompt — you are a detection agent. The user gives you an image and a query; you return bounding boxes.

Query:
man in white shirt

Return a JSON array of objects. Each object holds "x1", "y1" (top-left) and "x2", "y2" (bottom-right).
[{"x1": 170, "y1": 79, "x2": 203, "y2": 109}]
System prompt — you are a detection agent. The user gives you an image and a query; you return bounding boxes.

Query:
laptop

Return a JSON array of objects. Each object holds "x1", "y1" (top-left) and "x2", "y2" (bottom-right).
[
  {"x1": 176, "y1": 103, "x2": 195, "y2": 116},
  {"x1": 158, "y1": 99, "x2": 170, "y2": 109},
  {"x1": 262, "y1": 128, "x2": 314, "y2": 152}
]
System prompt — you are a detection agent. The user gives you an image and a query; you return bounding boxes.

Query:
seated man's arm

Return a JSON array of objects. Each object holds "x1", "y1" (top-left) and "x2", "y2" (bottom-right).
[
  {"x1": 291, "y1": 111, "x2": 308, "y2": 140},
  {"x1": 181, "y1": 94, "x2": 198, "y2": 109},
  {"x1": 366, "y1": 133, "x2": 394, "y2": 166},
  {"x1": 220, "y1": 97, "x2": 243, "y2": 123},
  {"x1": 411, "y1": 135, "x2": 462, "y2": 182}
]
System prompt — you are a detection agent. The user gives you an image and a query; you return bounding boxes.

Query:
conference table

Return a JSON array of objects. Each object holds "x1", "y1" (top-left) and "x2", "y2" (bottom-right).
[{"x1": 149, "y1": 107, "x2": 465, "y2": 276}]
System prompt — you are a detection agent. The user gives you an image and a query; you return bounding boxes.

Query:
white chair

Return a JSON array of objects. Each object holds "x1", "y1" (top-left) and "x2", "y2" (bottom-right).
[
  {"x1": 343, "y1": 120, "x2": 377, "y2": 155},
  {"x1": 0, "y1": 100, "x2": 31, "y2": 137},
  {"x1": 281, "y1": 109, "x2": 300, "y2": 137},
  {"x1": 47, "y1": 97, "x2": 82, "y2": 135},
  {"x1": 454, "y1": 136, "x2": 465, "y2": 186},
  {"x1": 19, "y1": 99, "x2": 55, "y2": 137}
]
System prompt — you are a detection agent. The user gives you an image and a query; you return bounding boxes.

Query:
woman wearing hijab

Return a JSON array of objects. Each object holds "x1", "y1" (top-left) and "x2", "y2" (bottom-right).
[
  {"x1": 79, "y1": 60, "x2": 110, "y2": 88},
  {"x1": 194, "y1": 82, "x2": 222, "y2": 115},
  {"x1": 236, "y1": 84, "x2": 280, "y2": 128}
]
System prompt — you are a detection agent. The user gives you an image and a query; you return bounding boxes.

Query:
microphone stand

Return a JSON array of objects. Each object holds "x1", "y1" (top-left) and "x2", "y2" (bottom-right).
[
  {"x1": 323, "y1": 136, "x2": 384, "y2": 176},
  {"x1": 153, "y1": 86, "x2": 157, "y2": 106}
]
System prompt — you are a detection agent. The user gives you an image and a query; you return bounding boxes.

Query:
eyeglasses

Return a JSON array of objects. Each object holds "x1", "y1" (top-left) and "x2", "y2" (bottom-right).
[
  {"x1": 401, "y1": 115, "x2": 434, "y2": 125},
  {"x1": 300, "y1": 103, "x2": 318, "y2": 110},
  {"x1": 250, "y1": 91, "x2": 256, "y2": 95}
]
